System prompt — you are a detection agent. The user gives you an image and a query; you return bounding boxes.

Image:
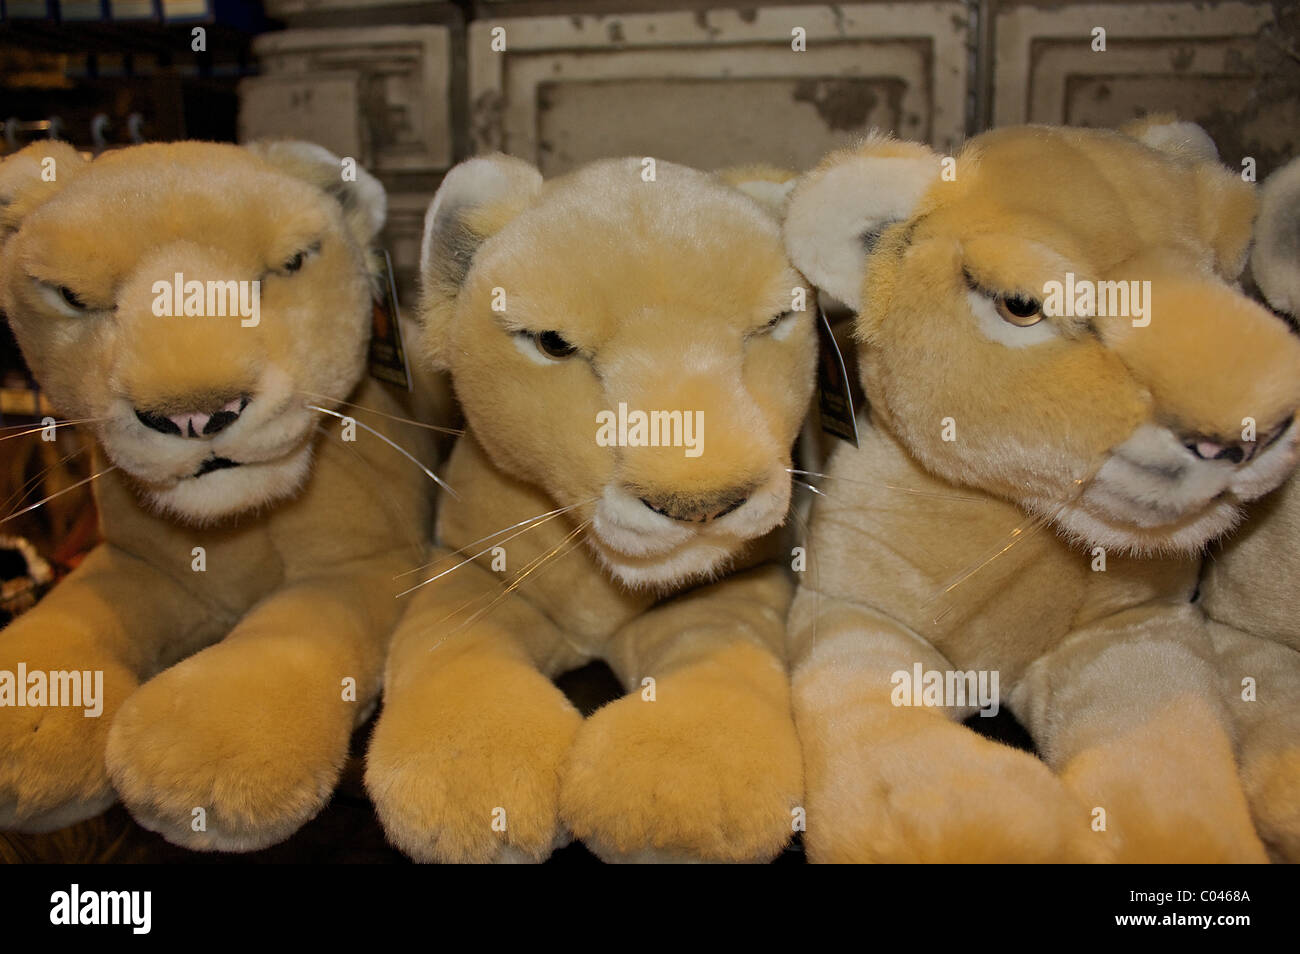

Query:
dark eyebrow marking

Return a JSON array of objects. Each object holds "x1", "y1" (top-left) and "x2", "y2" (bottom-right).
[{"x1": 859, "y1": 224, "x2": 891, "y2": 255}]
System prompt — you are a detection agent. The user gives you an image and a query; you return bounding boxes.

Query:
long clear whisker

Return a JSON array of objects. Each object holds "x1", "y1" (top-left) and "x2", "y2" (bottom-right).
[
  {"x1": 395, "y1": 511, "x2": 570, "y2": 598},
  {"x1": 0, "y1": 418, "x2": 106, "y2": 443},
  {"x1": 427, "y1": 518, "x2": 591, "y2": 652},
  {"x1": 787, "y1": 494, "x2": 820, "y2": 651},
  {"x1": 0, "y1": 465, "x2": 116, "y2": 526},
  {"x1": 395, "y1": 497, "x2": 599, "y2": 580},
  {"x1": 297, "y1": 390, "x2": 464, "y2": 436},
  {"x1": 432, "y1": 519, "x2": 588, "y2": 627},
  {"x1": 395, "y1": 496, "x2": 598, "y2": 579},
  {"x1": 787, "y1": 468, "x2": 987, "y2": 503},
  {"x1": 312, "y1": 423, "x2": 427, "y2": 558},
  {"x1": 791, "y1": 477, "x2": 829, "y2": 498},
  {"x1": 3, "y1": 439, "x2": 93, "y2": 517},
  {"x1": 304, "y1": 403, "x2": 459, "y2": 500},
  {"x1": 927, "y1": 475, "x2": 1093, "y2": 626}
]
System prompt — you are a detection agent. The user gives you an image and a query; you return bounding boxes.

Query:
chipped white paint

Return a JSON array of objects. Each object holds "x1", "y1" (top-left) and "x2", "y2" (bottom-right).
[
  {"x1": 250, "y1": 26, "x2": 453, "y2": 172},
  {"x1": 239, "y1": 71, "x2": 365, "y2": 164},
  {"x1": 993, "y1": 2, "x2": 1275, "y2": 126},
  {"x1": 469, "y1": 4, "x2": 971, "y2": 171}
]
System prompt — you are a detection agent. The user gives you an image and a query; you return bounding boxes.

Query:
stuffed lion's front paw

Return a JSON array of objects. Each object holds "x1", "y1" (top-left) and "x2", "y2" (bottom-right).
[
  {"x1": 1243, "y1": 745, "x2": 1300, "y2": 862},
  {"x1": 560, "y1": 658, "x2": 803, "y2": 863},
  {"x1": 0, "y1": 642, "x2": 134, "y2": 832},
  {"x1": 365, "y1": 654, "x2": 583, "y2": 864},
  {"x1": 104, "y1": 649, "x2": 353, "y2": 852},
  {"x1": 801, "y1": 707, "x2": 1102, "y2": 863}
]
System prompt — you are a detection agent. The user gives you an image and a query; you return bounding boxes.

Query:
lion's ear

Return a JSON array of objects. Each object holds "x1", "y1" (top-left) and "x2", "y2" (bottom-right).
[
  {"x1": 419, "y1": 154, "x2": 541, "y2": 295},
  {"x1": 0, "y1": 141, "x2": 88, "y2": 248},
  {"x1": 1121, "y1": 117, "x2": 1256, "y2": 281},
  {"x1": 1252, "y1": 155, "x2": 1300, "y2": 319},
  {"x1": 716, "y1": 164, "x2": 797, "y2": 217},
  {"x1": 417, "y1": 154, "x2": 542, "y2": 368},
  {"x1": 783, "y1": 135, "x2": 941, "y2": 311},
  {"x1": 1121, "y1": 114, "x2": 1220, "y2": 162},
  {"x1": 244, "y1": 139, "x2": 386, "y2": 248}
]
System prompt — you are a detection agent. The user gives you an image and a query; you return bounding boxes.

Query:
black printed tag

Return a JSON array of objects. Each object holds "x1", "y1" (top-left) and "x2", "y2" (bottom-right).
[
  {"x1": 816, "y1": 304, "x2": 859, "y2": 446},
  {"x1": 368, "y1": 249, "x2": 412, "y2": 390}
]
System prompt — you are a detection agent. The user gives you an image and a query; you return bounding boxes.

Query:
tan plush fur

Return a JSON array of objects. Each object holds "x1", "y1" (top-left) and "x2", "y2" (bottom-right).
[
  {"x1": 0, "y1": 140, "x2": 442, "y2": 849},
  {"x1": 1199, "y1": 155, "x2": 1300, "y2": 862},
  {"x1": 782, "y1": 123, "x2": 1300, "y2": 862},
  {"x1": 364, "y1": 156, "x2": 816, "y2": 862}
]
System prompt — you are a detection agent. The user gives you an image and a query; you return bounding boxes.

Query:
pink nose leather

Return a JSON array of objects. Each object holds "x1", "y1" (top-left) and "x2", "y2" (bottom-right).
[
  {"x1": 168, "y1": 412, "x2": 211, "y2": 437},
  {"x1": 166, "y1": 398, "x2": 242, "y2": 438}
]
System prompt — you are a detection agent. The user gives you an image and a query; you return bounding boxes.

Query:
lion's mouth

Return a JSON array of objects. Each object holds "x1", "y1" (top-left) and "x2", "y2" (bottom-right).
[{"x1": 192, "y1": 456, "x2": 241, "y2": 478}]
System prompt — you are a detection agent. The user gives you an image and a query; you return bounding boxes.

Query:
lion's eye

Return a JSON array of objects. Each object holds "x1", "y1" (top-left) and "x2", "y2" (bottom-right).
[
  {"x1": 995, "y1": 293, "x2": 1044, "y2": 326},
  {"x1": 280, "y1": 242, "x2": 321, "y2": 276},
  {"x1": 59, "y1": 286, "x2": 87, "y2": 310},
  {"x1": 534, "y1": 330, "x2": 578, "y2": 359},
  {"x1": 752, "y1": 310, "x2": 800, "y2": 342}
]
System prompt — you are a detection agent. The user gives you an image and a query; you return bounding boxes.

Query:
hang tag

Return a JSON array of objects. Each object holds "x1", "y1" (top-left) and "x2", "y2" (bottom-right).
[
  {"x1": 368, "y1": 249, "x2": 413, "y2": 391},
  {"x1": 815, "y1": 304, "x2": 859, "y2": 446}
]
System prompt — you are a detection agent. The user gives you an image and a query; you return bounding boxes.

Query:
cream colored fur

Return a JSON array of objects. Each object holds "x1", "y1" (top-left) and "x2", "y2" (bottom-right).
[
  {"x1": 1199, "y1": 156, "x2": 1300, "y2": 862},
  {"x1": 364, "y1": 156, "x2": 817, "y2": 862},
  {"x1": 0, "y1": 140, "x2": 444, "y2": 849},
  {"x1": 783, "y1": 122, "x2": 1300, "y2": 862}
]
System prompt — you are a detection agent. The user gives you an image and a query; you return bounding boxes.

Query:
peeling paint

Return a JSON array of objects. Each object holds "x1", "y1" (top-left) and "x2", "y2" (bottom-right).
[
  {"x1": 471, "y1": 90, "x2": 504, "y2": 153},
  {"x1": 793, "y1": 78, "x2": 879, "y2": 132},
  {"x1": 693, "y1": 9, "x2": 722, "y2": 40}
]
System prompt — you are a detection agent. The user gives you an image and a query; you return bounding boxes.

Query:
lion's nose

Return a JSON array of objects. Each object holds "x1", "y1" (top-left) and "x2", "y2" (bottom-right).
[
  {"x1": 1184, "y1": 416, "x2": 1293, "y2": 465},
  {"x1": 135, "y1": 395, "x2": 248, "y2": 438},
  {"x1": 640, "y1": 487, "x2": 751, "y2": 523}
]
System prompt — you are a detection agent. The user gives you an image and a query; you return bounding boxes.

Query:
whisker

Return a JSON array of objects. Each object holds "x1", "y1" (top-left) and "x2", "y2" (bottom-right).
[
  {"x1": 395, "y1": 513, "x2": 568, "y2": 598},
  {"x1": 0, "y1": 418, "x2": 106, "y2": 443},
  {"x1": 298, "y1": 390, "x2": 464, "y2": 437},
  {"x1": 304, "y1": 403, "x2": 459, "y2": 500},
  {"x1": 0, "y1": 416, "x2": 103, "y2": 432},
  {"x1": 432, "y1": 518, "x2": 589, "y2": 626},
  {"x1": 791, "y1": 477, "x2": 829, "y2": 498},
  {"x1": 427, "y1": 518, "x2": 591, "y2": 652},
  {"x1": 787, "y1": 468, "x2": 987, "y2": 503},
  {"x1": 927, "y1": 475, "x2": 1093, "y2": 625},
  {"x1": 787, "y1": 494, "x2": 820, "y2": 652},
  {"x1": 312, "y1": 423, "x2": 427, "y2": 558},
  {"x1": 395, "y1": 498, "x2": 598, "y2": 579},
  {"x1": 0, "y1": 465, "x2": 116, "y2": 526},
  {"x1": 3, "y1": 438, "x2": 93, "y2": 517},
  {"x1": 395, "y1": 497, "x2": 599, "y2": 593}
]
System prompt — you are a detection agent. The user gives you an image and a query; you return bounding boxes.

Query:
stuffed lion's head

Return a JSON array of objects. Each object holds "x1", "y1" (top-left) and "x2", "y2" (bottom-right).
[
  {"x1": 0, "y1": 140, "x2": 385, "y2": 523},
  {"x1": 419, "y1": 156, "x2": 817, "y2": 587},
  {"x1": 785, "y1": 121, "x2": 1300, "y2": 554}
]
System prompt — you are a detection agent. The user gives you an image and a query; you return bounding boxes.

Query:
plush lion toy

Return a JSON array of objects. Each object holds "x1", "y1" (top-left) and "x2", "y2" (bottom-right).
[
  {"x1": 0, "y1": 139, "x2": 440, "y2": 850},
  {"x1": 364, "y1": 155, "x2": 816, "y2": 863},
  {"x1": 1199, "y1": 153, "x2": 1300, "y2": 862},
  {"x1": 780, "y1": 120, "x2": 1300, "y2": 862}
]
